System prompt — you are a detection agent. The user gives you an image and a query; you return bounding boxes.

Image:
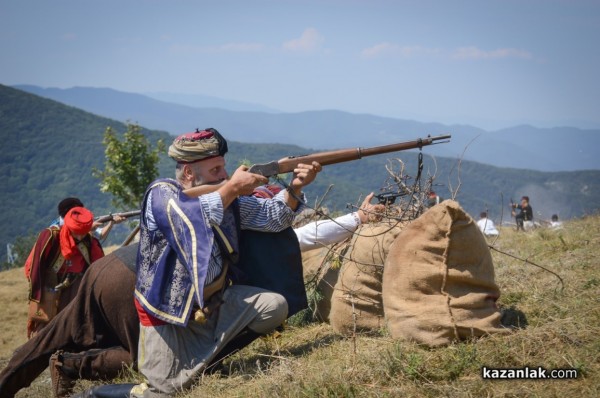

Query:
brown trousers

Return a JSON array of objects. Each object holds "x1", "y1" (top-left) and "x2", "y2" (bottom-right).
[{"x1": 0, "y1": 245, "x2": 139, "y2": 398}]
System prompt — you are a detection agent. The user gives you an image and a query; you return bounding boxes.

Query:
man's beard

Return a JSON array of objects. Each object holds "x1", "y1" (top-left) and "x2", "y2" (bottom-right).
[{"x1": 192, "y1": 176, "x2": 225, "y2": 187}]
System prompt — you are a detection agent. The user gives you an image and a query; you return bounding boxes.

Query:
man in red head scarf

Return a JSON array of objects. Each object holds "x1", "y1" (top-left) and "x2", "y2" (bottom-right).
[{"x1": 27, "y1": 206, "x2": 104, "y2": 338}]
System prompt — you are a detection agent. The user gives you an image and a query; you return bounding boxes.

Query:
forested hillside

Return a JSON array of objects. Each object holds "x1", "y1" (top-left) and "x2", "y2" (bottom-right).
[{"x1": 2, "y1": 84, "x2": 600, "y2": 264}]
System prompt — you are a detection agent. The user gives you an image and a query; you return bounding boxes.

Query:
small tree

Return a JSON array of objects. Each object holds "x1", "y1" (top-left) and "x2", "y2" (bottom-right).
[{"x1": 93, "y1": 123, "x2": 165, "y2": 210}]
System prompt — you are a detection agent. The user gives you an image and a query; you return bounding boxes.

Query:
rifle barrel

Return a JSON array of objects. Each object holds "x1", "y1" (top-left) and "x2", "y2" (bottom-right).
[
  {"x1": 276, "y1": 134, "x2": 451, "y2": 174},
  {"x1": 95, "y1": 210, "x2": 141, "y2": 224}
]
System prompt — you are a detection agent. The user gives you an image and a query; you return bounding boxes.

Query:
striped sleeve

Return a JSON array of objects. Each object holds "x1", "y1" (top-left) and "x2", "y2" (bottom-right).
[
  {"x1": 238, "y1": 191, "x2": 306, "y2": 232},
  {"x1": 198, "y1": 191, "x2": 224, "y2": 226}
]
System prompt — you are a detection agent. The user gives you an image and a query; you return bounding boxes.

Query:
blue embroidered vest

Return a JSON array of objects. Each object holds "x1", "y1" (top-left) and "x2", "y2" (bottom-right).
[{"x1": 134, "y1": 179, "x2": 214, "y2": 326}]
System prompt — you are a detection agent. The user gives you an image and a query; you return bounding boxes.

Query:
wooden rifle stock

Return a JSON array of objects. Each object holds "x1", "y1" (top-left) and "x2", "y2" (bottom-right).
[
  {"x1": 183, "y1": 181, "x2": 227, "y2": 197},
  {"x1": 248, "y1": 134, "x2": 451, "y2": 177}
]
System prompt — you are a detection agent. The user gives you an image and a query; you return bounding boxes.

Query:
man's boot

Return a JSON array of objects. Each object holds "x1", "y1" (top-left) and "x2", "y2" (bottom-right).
[{"x1": 50, "y1": 350, "x2": 78, "y2": 398}]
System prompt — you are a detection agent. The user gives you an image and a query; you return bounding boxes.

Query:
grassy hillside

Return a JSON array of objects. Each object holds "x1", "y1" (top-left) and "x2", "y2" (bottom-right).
[{"x1": 1, "y1": 216, "x2": 598, "y2": 397}]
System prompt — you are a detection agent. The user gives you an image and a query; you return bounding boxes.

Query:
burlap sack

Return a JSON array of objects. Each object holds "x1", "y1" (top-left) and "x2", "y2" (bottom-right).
[
  {"x1": 382, "y1": 200, "x2": 510, "y2": 346},
  {"x1": 330, "y1": 222, "x2": 404, "y2": 335},
  {"x1": 302, "y1": 246, "x2": 344, "y2": 323}
]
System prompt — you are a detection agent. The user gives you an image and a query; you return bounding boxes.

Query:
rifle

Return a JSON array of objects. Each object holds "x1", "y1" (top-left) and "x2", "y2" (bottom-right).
[
  {"x1": 182, "y1": 134, "x2": 452, "y2": 198},
  {"x1": 117, "y1": 135, "x2": 452, "y2": 244},
  {"x1": 95, "y1": 210, "x2": 141, "y2": 224},
  {"x1": 375, "y1": 191, "x2": 408, "y2": 205},
  {"x1": 247, "y1": 134, "x2": 451, "y2": 177}
]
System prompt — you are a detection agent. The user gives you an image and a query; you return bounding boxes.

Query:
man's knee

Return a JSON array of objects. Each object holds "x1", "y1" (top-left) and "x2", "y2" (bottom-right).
[{"x1": 249, "y1": 292, "x2": 288, "y2": 334}]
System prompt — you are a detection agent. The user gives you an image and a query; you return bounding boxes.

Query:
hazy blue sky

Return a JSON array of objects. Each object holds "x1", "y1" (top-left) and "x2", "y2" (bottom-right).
[{"x1": 2, "y1": 0, "x2": 599, "y2": 130}]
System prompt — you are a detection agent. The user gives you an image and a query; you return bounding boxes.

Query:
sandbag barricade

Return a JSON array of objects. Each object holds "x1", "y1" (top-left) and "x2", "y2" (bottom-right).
[
  {"x1": 382, "y1": 200, "x2": 510, "y2": 346},
  {"x1": 302, "y1": 245, "x2": 347, "y2": 323},
  {"x1": 329, "y1": 222, "x2": 404, "y2": 335}
]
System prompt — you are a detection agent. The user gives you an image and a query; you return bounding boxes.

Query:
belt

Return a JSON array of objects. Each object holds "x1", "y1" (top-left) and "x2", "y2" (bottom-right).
[
  {"x1": 202, "y1": 262, "x2": 229, "y2": 301},
  {"x1": 193, "y1": 262, "x2": 229, "y2": 323}
]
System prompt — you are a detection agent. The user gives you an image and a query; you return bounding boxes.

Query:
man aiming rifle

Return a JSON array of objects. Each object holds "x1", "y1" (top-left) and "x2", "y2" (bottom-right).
[{"x1": 0, "y1": 130, "x2": 451, "y2": 398}]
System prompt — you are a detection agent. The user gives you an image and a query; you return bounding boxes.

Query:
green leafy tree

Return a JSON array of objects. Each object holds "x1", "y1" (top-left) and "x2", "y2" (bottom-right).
[{"x1": 93, "y1": 123, "x2": 165, "y2": 210}]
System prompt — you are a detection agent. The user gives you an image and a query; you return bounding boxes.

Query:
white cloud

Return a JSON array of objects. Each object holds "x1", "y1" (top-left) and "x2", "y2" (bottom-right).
[
  {"x1": 452, "y1": 46, "x2": 533, "y2": 60},
  {"x1": 361, "y1": 43, "x2": 439, "y2": 58},
  {"x1": 283, "y1": 28, "x2": 324, "y2": 53}
]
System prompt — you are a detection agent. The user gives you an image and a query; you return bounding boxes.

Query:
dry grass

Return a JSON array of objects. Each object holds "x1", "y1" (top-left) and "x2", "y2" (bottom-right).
[
  {"x1": 0, "y1": 268, "x2": 29, "y2": 359},
  {"x1": 1, "y1": 217, "x2": 599, "y2": 397}
]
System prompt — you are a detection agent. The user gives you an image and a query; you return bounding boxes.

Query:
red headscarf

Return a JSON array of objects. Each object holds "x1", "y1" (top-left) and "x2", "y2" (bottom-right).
[{"x1": 60, "y1": 206, "x2": 94, "y2": 260}]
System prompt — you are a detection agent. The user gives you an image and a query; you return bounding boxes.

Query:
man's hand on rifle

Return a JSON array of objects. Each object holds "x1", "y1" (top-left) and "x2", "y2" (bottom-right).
[
  {"x1": 284, "y1": 162, "x2": 322, "y2": 211},
  {"x1": 93, "y1": 214, "x2": 127, "y2": 241},
  {"x1": 92, "y1": 214, "x2": 126, "y2": 230},
  {"x1": 358, "y1": 193, "x2": 385, "y2": 223},
  {"x1": 289, "y1": 162, "x2": 321, "y2": 191},
  {"x1": 110, "y1": 215, "x2": 126, "y2": 224}
]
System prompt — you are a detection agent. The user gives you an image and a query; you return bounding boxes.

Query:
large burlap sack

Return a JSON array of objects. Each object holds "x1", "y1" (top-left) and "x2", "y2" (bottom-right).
[
  {"x1": 330, "y1": 222, "x2": 404, "y2": 335},
  {"x1": 382, "y1": 200, "x2": 510, "y2": 346},
  {"x1": 302, "y1": 246, "x2": 345, "y2": 323}
]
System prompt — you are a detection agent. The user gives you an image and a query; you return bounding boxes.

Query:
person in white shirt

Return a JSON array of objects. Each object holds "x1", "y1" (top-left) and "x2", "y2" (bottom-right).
[
  {"x1": 477, "y1": 211, "x2": 499, "y2": 237},
  {"x1": 294, "y1": 192, "x2": 385, "y2": 251},
  {"x1": 252, "y1": 185, "x2": 385, "y2": 251},
  {"x1": 550, "y1": 214, "x2": 563, "y2": 229}
]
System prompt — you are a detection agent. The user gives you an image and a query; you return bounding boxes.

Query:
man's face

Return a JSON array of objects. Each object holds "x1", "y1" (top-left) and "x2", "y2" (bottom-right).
[
  {"x1": 190, "y1": 156, "x2": 229, "y2": 186},
  {"x1": 71, "y1": 232, "x2": 86, "y2": 241}
]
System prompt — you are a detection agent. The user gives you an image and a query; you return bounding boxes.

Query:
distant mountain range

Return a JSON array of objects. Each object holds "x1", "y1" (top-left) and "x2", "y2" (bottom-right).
[
  {"x1": 13, "y1": 85, "x2": 600, "y2": 172},
  {"x1": 144, "y1": 91, "x2": 281, "y2": 113}
]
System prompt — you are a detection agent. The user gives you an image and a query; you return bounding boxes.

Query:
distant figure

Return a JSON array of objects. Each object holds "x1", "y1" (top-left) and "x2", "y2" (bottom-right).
[
  {"x1": 49, "y1": 197, "x2": 125, "y2": 241},
  {"x1": 426, "y1": 191, "x2": 443, "y2": 209},
  {"x1": 26, "y1": 207, "x2": 104, "y2": 338},
  {"x1": 477, "y1": 212, "x2": 499, "y2": 237},
  {"x1": 511, "y1": 196, "x2": 534, "y2": 231},
  {"x1": 550, "y1": 214, "x2": 563, "y2": 229}
]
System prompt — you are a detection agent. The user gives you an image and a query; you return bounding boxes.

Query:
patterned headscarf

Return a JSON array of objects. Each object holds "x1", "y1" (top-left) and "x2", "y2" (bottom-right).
[{"x1": 167, "y1": 128, "x2": 228, "y2": 163}]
